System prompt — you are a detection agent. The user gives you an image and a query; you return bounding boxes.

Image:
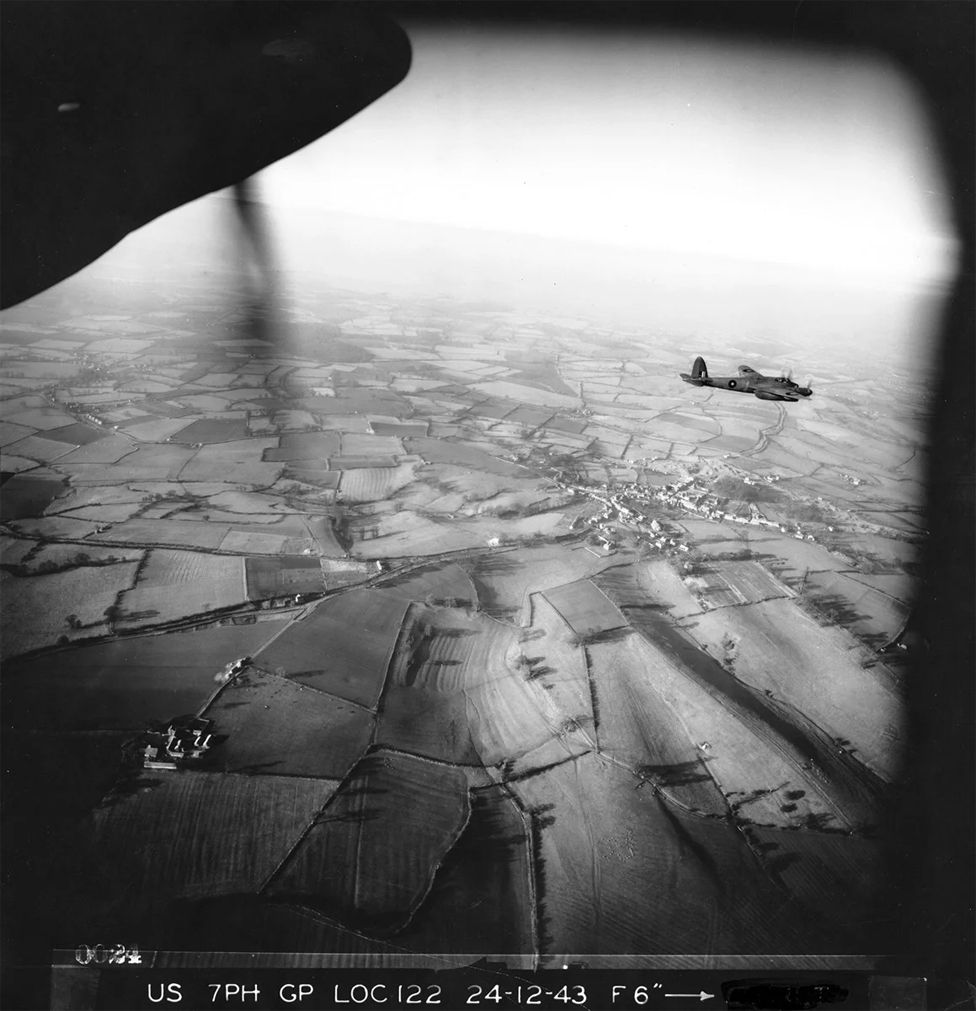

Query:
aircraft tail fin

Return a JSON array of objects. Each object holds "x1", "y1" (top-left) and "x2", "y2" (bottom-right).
[{"x1": 680, "y1": 355, "x2": 709, "y2": 386}]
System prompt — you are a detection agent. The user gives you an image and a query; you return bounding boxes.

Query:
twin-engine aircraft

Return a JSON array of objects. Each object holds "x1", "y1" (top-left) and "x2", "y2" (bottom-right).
[{"x1": 680, "y1": 357, "x2": 813, "y2": 401}]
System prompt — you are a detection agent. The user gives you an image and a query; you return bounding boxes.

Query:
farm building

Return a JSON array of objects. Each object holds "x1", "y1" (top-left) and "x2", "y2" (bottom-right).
[{"x1": 139, "y1": 716, "x2": 215, "y2": 770}]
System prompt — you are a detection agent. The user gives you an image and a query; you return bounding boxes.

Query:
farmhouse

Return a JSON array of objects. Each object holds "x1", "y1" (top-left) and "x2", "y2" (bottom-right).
[{"x1": 140, "y1": 716, "x2": 215, "y2": 770}]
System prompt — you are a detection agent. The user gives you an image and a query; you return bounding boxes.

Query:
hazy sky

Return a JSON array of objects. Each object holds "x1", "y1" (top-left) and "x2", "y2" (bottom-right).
[
  {"x1": 257, "y1": 24, "x2": 956, "y2": 289},
  {"x1": 68, "y1": 20, "x2": 957, "y2": 361}
]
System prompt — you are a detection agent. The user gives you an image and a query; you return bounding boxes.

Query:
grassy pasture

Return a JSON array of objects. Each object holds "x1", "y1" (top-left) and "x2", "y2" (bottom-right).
[
  {"x1": 370, "y1": 421, "x2": 429, "y2": 437},
  {"x1": 88, "y1": 518, "x2": 229, "y2": 549},
  {"x1": 351, "y1": 513, "x2": 483, "y2": 558},
  {"x1": 92, "y1": 772, "x2": 336, "y2": 903},
  {"x1": 395, "y1": 785, "x2": 535, "y2": 954},
  {"x1": 121, "y1": 417, "x2": 197, "y2": 443},
  {"x1": 376, "y1": 683, "x2": 480, "y2": 764},
  {"x1": 204, "y1": 490, "x2": 295, "y2": 515},
  {"x1": 679, "y1": 599, "x2": 904, "y2": 781},
  {"x1": 2, "y1": 621, "x2": 287, "y2": 730},
  {"x1": 218, "y1": 530, "x2": 290, "y2": 554},
  {"x1": 339, "y1": 463, "x2": 417, "y2": 504},
  {"x1": 1, "y1": 561, "x2": 141, "y2": 657},
  {"x1": 341, "y1": 433, "x2": 405, "y2": 457},
  {"x1": 118, "y1": 550, "x2": 246, "y2": 626},
  {"x1": 465, "y1": 399, "x2": 518, "y2": 421},
  {"x1": 465, "y1": 663, "x2": 584, "y2": 766},
  {"x1": 379, "y1": 561, "x2": 478, "y2": 607},
  {"x1": 61, "y1": 444, "x2": 195, "y2": 483},
  {"x1": 843, "y1": 571, "x2": 914, "y2": 605},
  {"x1": 330, "y1": 454, "x2": 399, "y2": 469},
  {"x1": 0, "y1": 535, "x2": 37, "y2": 566},
  {"x1": 656, "y1": 411, "x2": 721, "y2": 434},
  {"x1": 245, "y1": 556, "x2": 324, "y2": 599},
  {"x1": 752, "y1": 443, "x2": 820, "y2": 477},
  {"x1": 512, "y1": 754, "x2": 819, "y2": 956},
  {"x1": 59, "y1": 502, "x2": 145, "y2": 524},
  {"x1": 8, "y1": 514, "x2": 102, "y2": 541},
  {"x1": 472, "y1": 380, "x2": 577, "y2": 410},
  {"x1": 5, "y1": 434, "x2": 78, "y2": 463},
  {"x1": 584, "y1": 633, "x2": 731, "y2": 817},
  {"x1": 640, "y1": 418, "x2": 718, "y2": 444},
  {"x1": 706, "y1": 434, "x2": 757, "y2": 453},
  {"x1": 800, "y1": 570, "x2": 908, "y2": 644},
  {"x1": 54, "y1": 434, "x2": 135, "y2": 465},
  {"x1": 651, "y1": 648, "x2": 860, "y2": 829},
  {"x1": 3, "y1": 406, "x2": 78, "y2": 430},
  {"x1": 313, "y1": 414, "x2": 372, "y2": 432},
  {"x1": 266, "y1": 750, "x2": 470, "y2": 933},
  {"x1": 14, "y1": 543, "x2": 143, "y2": 572},
  {"x1": 506, "y1": 405, "x2": 555, "y2": 428},
  {"x1": 703, "y1": 560, "x2": 795, "y2": 606},
  {"x1": 261, "y1": 589, "x2": 408, "y2": 707},
  {"x1": 597, "y1": 558, "x2": 703, "y2": 619},
  {"x1": 264, "y1": 432, "x2": 341, "y2": 462},
  {"x1": 179, "y1": 440, "x2": 281, "y2": 485},
  {"x1": 542, "y1": 579, "x2": 627, "y2": 639},
  {"x1": 404, "y1": 437, "x2": 528, "y2": 478},
  {"x1": 733, "y1": 533, "x2": 850, "y2": 576},
  {"x1": 203, "y1": 670, "x2": 373, "y2": 777},
  {"x1": 545, "y1": 415, "x2": 588, "y2": 435},
  {"x1": 388, "y1": 606, "x2": 514, "y2": 691},
  {"x1": 523, "y1": 593, "x2": 593, "y2": 725},
  {"x1": 170, "y1": 419, "x2": 248, "y2": 444},
  {"x1": 0, "y1": 421, "x2": 35, "y2": 446},
  {"x1": 748, "y1": 826, "x2": 886, "y2": 945},
  {"x1": 0, "y1": 473, "x2": 67, "y2": 520},
  {"x1": 462, "y1": 543, "x2": 609, "y2": 623},
  {"x1": 43, "y1": 423, "x2": 109, "y2": 446},
  {"x1": 303, "y1": 516, "x2": 346, "y2": 557}
]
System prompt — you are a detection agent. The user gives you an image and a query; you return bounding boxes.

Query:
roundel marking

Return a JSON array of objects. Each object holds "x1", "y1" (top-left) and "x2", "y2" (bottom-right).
[{"x1": 728, "y1": 380, "x2": 737, "y2": 389}]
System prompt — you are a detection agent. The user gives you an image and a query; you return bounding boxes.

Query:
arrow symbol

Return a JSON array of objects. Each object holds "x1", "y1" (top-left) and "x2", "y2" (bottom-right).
[{"x1": 664, "y1": 993, "x2": 714, "y2": 1002}]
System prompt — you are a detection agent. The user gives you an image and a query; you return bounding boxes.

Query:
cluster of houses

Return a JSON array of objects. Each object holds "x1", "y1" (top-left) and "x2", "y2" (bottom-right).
[
  {"x1": 561, "y1": 479, "x2": 690, "y2": 555},
  {"x1": 549, "y1": 458, "x2": 839, "y2": 555}
]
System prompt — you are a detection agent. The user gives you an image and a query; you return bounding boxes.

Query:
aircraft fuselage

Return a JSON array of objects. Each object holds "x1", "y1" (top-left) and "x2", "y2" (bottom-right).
[{"x1": 680, "y1": 356, "x2": 812, "y2": 402}]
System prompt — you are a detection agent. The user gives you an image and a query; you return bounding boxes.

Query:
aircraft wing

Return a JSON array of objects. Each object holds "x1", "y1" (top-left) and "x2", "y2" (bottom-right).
[
  {"x1": 1, "y1": 3, "x2": 411, "y2": 308},
  {"x1": 754, "y1": 390, "x2": 799, "y2": 401},
  {"x1": 738, "y1": 365, "x2": 761, "y2": 376}
]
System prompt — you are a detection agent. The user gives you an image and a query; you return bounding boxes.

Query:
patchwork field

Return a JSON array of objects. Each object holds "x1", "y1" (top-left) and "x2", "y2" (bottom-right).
[
  {"x1": 245, "y1": 555, "x2": 326, "y2": 599},
  {"x1": 266, "y1": 750, "x2": 471, "y2": 933},
  {"x1": 1, "y1": 278, "x2": 928, "y2": 966},
  {"x1": 118, "y1": 550, "x2": 246, "y2": 626},
  {"x1": 512, "y1": 754, "x2": 819, "y2": 957},
  {"x1": 678, "y1": 599, "x2": 904, "y2": 781},
  {"x1": 92, "y1": 772, "x2": 336, "y2": 903},
  {"x1": 2, "y1": 622, "x2": 286, "y2": 730},
  {"x1": 202, "y1": 669, "x2": 373, "y2": 778},
  {"x1": 541, "y1": 579, "x2": 627, "y2": 639},
  {"x1": 259, "y1": 588, "x2": 409, "y2": 707},
  {"x1": 1, "y1": 560, "x2": 142, "y2": 657},
  {"x1": 394, "y1": 784, "x2": 535, "y2": 954}
]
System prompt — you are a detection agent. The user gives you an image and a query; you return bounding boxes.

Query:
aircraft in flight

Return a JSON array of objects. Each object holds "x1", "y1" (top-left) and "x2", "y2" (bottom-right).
[{"x1": 680, "y1": 357, "x2": 813, "y2": 401}]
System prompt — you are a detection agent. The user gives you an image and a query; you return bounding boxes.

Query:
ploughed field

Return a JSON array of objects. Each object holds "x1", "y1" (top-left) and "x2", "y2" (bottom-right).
[{"x1": 0, "y1": 280, "x2": 922, "y2": 963}]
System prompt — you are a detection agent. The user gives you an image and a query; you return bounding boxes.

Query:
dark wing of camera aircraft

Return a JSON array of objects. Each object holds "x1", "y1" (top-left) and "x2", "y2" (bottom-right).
[
  {"x1": 0, "y1": 2, "x2": 411, "y2": 309},
  {"x1": 680, "y1": 356, "x2": 813, "y2": 401}
]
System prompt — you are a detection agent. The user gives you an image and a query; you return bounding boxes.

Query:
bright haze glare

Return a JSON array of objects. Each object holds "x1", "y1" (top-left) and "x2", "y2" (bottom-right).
[
  {"x1": 257, "y1": 26, "x2": 955, "y2": 288},
  {"x1": 85, "y1": 24, "x2": 957, "y2": 360}
]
